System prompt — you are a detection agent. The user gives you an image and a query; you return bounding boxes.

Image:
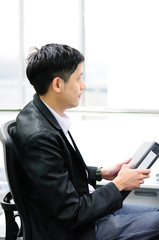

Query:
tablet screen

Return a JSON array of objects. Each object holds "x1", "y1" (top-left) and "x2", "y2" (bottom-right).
[{"x1": 132, "y1": 142, "x2": 159, "y2": 169}]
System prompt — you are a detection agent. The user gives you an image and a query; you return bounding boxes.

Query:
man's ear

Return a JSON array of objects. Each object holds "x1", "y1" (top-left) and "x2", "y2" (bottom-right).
[{"x1": 51, "y1": 77, "x2": 63, "y2": 93}]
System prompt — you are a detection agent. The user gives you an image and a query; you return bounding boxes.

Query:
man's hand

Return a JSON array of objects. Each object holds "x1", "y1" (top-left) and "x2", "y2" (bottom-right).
[
  {"x1": 101, "y1": 158, "x2": 132, "y2": 180},
  {"x1": 112, "y1": 162, "x2": 151, "y2": 191}
]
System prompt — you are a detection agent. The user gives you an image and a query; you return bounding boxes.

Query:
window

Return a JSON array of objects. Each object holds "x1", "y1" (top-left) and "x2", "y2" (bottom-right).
[
  {"x1": 0, "y1": 0, "x2": 83, "y2": 108},
  {"x1": 0, "y1": 0, "x2": 21, "y2": 107},
  {"x1": 84, "y1": 0, "x2": 159, "y2": 109},
  {"x1": 1, "y1": 0, "x2": 159, "y2": 109}
]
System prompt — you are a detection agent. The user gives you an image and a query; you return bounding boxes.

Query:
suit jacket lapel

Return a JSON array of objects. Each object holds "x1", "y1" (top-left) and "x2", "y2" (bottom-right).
[
  {"x1": 68, "y1": 131, "x2": 88, "y2": 171},
  {"x1": 33, "y1": 94, "x2": 88, "y2": 170}
]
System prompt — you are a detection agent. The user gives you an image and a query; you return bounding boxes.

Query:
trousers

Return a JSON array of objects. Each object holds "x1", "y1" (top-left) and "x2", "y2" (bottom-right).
[{"x1": 95, "y1": 204, "x2": 159, "y2": 240}]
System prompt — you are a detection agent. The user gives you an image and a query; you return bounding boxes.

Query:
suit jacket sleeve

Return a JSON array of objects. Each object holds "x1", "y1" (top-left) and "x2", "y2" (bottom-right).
[{"x1": 87, "y1": 166, "x2": 97, "y2": 188}]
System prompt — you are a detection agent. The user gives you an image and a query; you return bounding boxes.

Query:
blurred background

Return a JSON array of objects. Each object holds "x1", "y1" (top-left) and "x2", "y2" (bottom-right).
[{"x1": 1, "y1": 0, "x2": 159, "y2": 222}]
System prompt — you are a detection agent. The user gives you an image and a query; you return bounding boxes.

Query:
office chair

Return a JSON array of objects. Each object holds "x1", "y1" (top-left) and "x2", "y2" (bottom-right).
[
  {"x1": 0, "y1": 120, "x2": 32, "y2": 240},
  {"x1": 0, "y1": 191, "x2": 22, "y2": 240}
]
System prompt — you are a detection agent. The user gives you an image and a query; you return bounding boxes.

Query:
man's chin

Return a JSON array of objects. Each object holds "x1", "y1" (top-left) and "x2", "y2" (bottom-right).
[{"x1": 67, "y1": 102, "x2": 79, "y2": 110}]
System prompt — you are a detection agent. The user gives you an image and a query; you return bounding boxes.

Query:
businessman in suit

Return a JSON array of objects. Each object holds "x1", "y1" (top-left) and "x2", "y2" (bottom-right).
[{"x1": 12, "y1": 43, "x2": 159, "y2": 239}]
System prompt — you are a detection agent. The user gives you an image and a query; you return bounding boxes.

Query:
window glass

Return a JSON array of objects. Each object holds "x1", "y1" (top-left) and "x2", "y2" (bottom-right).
[
  {"x1": 84, "y1": 0, "x2": 159, "y2": 109},
  {"x1": 0, "y1": 0, "x2": 21, "y2": 107},
  {"x1": 0, "y1": 0, "x2": 82, "y2": 108},
  {"x1": 24, "y1": 0, "x2": 82, "y2": 53}
]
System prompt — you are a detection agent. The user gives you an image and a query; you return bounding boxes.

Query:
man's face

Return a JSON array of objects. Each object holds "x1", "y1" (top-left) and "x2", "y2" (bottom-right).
[{"x1": 61, "y1": 62, "x2": 86, "y2": 110}]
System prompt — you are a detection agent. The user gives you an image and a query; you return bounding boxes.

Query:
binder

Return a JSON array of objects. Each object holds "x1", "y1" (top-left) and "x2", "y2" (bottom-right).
[{"x1": 132, "y1": 141, "x2": 159, "y2": 169}]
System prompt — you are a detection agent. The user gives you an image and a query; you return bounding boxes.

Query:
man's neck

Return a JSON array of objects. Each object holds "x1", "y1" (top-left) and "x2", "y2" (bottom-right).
[{"x1": 39, "y1": 95, "x2": 65, "y2": 116}]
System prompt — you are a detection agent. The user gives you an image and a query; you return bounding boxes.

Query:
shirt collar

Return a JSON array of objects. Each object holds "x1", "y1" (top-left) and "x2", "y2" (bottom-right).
[{"x1": 41, "y1": 100, "x2": 71, "y2": 135}]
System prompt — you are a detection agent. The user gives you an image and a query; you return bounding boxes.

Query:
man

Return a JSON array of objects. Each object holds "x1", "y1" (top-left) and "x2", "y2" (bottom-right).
[{"x1": 12, "y1": 43, "x2": 159, "y2": 239}]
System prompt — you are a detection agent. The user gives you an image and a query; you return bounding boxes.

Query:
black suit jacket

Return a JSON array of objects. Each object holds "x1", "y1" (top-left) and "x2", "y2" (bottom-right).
[{"x1": 12, "y1": 94, "x2": 123, "y2": 240}]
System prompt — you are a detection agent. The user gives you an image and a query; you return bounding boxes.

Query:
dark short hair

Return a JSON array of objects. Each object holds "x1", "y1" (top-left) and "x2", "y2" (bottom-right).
[{"x1": 26, "y1": 43, "x2": 85, "y2": 95}]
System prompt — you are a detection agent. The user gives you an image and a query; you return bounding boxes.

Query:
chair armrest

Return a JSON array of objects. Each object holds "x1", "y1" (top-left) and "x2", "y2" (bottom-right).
[
  {"x1": 0, "y1": 191, "x2": 21, "y2": 239},
  {"x1": 0, "y1": 191, "x2": 17, "y2": 211}
]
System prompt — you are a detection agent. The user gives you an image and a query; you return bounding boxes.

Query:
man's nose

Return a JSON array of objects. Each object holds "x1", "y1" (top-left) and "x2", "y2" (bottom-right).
[{"x1": 80, "y1": 79, "x2": 86, "y2": 90}]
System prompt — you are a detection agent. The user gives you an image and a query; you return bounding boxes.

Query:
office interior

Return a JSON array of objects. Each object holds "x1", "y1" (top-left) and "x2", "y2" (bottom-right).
[{"x1": 1, "y1": 0, "x2": 159, "y2": 238}]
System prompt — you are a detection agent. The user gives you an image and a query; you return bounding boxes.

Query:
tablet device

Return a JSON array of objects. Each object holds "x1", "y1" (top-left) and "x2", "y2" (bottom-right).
[
  {"x1": 131, "y1": 141, "x2": 159, "y2": 169},
  {"x1": 122, "y1": 141, "x2": 159, "y2": 200}
]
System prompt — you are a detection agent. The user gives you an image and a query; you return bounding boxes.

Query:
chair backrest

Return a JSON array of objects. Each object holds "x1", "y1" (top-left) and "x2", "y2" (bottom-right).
[{"x1": 0, "y1": 120, "x2": 32, "y2": 240}]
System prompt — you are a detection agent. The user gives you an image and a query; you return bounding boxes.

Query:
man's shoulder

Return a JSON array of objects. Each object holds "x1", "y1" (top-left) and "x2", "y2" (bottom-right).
[
  {"x1": 15, "y1": 100, "x2": 52, "y2": 138},
  {"x1": 18, "y1": 100, "x2": 43, "y2": 125},
  {"x1": 14, "y1": 95, "x2": 62, "y2": 145}
]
